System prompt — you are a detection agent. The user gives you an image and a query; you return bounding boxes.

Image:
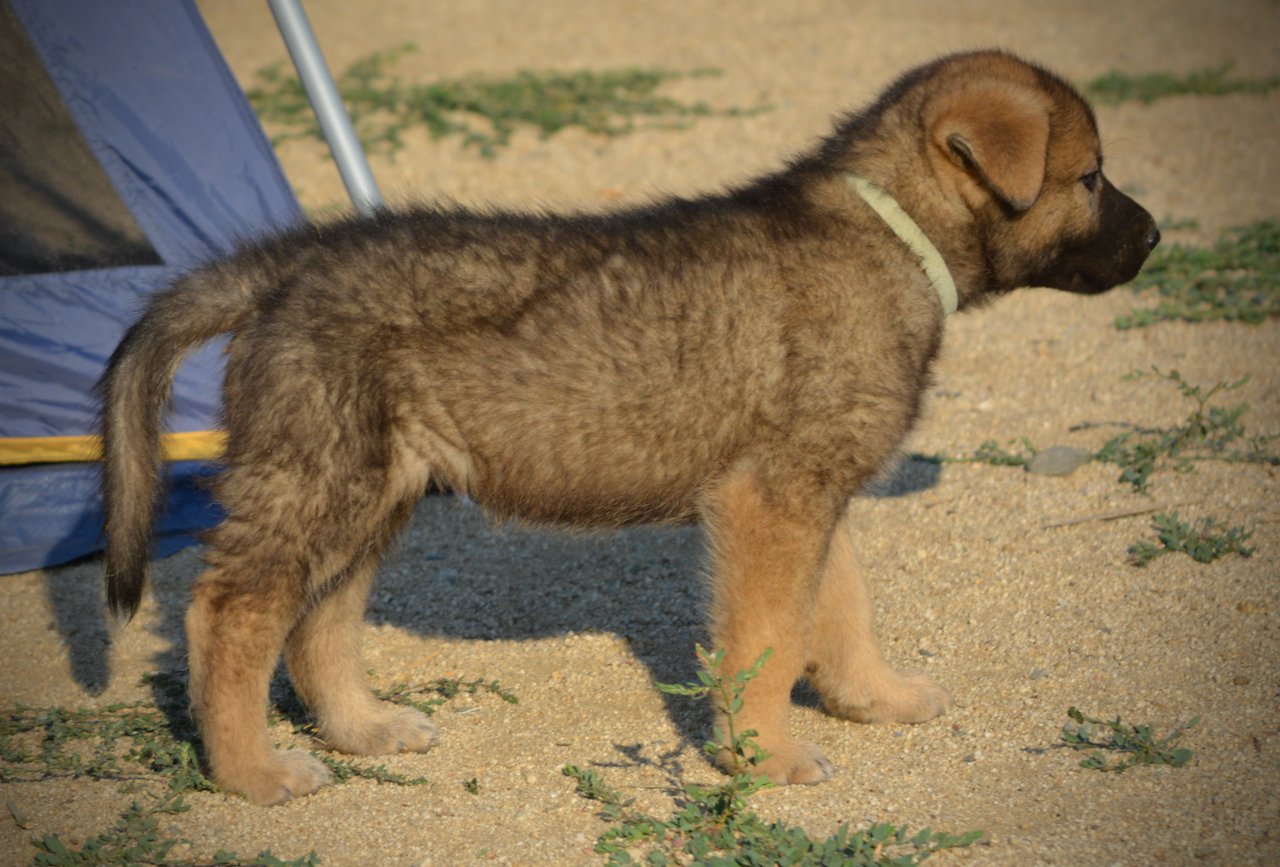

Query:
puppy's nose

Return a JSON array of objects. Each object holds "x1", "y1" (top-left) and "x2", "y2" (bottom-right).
[{"x1": 1146, "y1": 224, "x2": 1161, "y2": 251}]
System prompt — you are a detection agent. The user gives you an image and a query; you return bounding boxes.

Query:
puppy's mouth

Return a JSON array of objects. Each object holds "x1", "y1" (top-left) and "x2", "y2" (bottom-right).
[
  {"x1": 1057, "y1": 238, "x2": 1159, "y2": 295},
  {"x1": 1031, "y1": 193, "x2": 1161, "y2": 295}
]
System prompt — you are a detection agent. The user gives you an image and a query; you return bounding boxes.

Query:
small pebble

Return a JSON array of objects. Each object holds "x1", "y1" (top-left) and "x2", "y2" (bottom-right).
[
  {"x1": 6, "y1": 801, "x2": 31, "y2": 830},
  {"x1": 1027, "y1": 445, "x2": 1092, "y2": 476}
]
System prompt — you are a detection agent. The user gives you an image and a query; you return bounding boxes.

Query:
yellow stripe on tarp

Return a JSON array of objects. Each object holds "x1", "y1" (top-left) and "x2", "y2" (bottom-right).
[{"x1": 0, "y1": 430, "x2": 226, "y2": 465}]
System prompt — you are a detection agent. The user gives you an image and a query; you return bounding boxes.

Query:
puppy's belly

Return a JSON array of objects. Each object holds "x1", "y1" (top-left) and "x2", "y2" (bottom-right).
[{"x1": 463, "y1": 427, "x2": 710, "y2": 527}]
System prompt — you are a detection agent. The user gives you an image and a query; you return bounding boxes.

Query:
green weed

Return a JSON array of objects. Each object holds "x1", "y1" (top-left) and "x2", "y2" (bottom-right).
[
  {"x1": 247, "y1": 44, "x2": 767, "y2": 158},
  {"x1": 0, "y1": 700, "x2": 209, "y2": 792},
  {"x1": 1156, "y1": 216, "x2": 1202, "y2": 234},
  {"x1": 942, "y1": 437, "x2": 1037, "y2": 468},
  {"x1": 655, "y1": 645, "x2": 774, "y2": 778},
  {"x1": 1061, "y1": 707, "x2": 1198, "y2": 773},
  {"x1": 564, "y1": 646, "x2": 983, "y2": 865},
  {"x1": 1116, "y1": 220, "x2": 1280, "y2": 328},
  {"x1": 1084, "y1": 64, "x2": 1280, "y2": 105},
  {"x1": 1091, "y1": 369, "x2": 1278, "y2": 492},
  {"x1": 931, "y1": 370, "x2": 1273, "y2": 564},
  {"x1": 3, "y1": 686, "x2": 308, "y2": 865},
  {"x1": 943, "y1": 370, "x2": 1278, "y2": 493},
  {"x1": 957, "y1": 366, "x2": 1274, "y2": 489},
  {"x1": 29, "y1": 794, "x2": 320, "y2": 867},
  {"x1": 5, "y1": 672, "x2": 516, "y2": 865},
  {"x1": 313, "y1": 753, "x2": 429, "y2": 788},
  {"x1": 374, "y1": 675, "x2": 519, "y2": 716},
  {"x1": 1127, "y1": 511, "x2": 1256, "y2": 566}
]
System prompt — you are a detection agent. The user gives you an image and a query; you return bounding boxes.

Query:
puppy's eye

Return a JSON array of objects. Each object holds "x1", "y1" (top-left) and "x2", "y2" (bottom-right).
[{"x1": 1080, "y1": 170, "x2": 1101, "y2": 193}]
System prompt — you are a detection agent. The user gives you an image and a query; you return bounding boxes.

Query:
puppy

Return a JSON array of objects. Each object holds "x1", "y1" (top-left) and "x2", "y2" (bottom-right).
[{"x1": 100, "y1": 50, "x2": 1158, "y2": 804}]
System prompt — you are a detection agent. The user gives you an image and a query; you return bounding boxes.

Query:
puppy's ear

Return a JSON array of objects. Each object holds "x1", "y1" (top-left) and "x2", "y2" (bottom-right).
[{"x1": 928, "y1": 84, "x2": 1049, "y2": 212}]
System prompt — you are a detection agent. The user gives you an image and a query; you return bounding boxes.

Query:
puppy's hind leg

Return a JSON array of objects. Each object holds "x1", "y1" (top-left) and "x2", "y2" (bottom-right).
[
  {"x1": 186, "y1": 550, "x2": 331, "y2": 806},
  {"x1": 186, "y1": 464, "x2": 410, "y2": 805},
  {"x1": 284, "y1": 502, "x2": 439, "y2": 757},
  {"x1": 806, "y1": 505, "x2": 949, "y2": 724}
]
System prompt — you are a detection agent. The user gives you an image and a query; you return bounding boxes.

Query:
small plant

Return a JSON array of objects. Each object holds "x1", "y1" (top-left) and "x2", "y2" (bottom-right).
[
  {"x1": 1084, "y1": 64, "x2": 1280, "y2": 105},
  {"x1": 1061, "y1": 707, "x2": 1198, "y2": 773},
  {"x1": 314, "y1": 753, "x2": 429, "y2": 787},
  {"x1": 0, "y1": 700, "x2": 210, "y2": 791},
  {"x1": 1116, "y1": 220, "x2": 1279, "y2": 328},
  {"x1": 29, "y1": 794, "x2": 321, "y2": 867},
  {"x1": 655, "y1": 645, "x2": 774, "y2": 778},
  {"x1": 5, "y1": 672, "x2": 516, "y2": 864},
  {"x1": 564, "y1": 646, "x2": 982, "y2": 865},
  {"x1": 931, "y1": 436, "x2": 1037, "y2": 469},
  {"x1": 971, "y1": 437, "x2": 1037, "y2": 468},
  {"x1": 1128, "y1": 511, "x2": 1256, "y2": 566},
  {"x1": 247, "y1": 44, "x2": 767, "y2": 158},
  {"x1": 375, "y1": 675, "x2": 519, "y2": 716},
  {"x1": 935, "y1": 371, "x2": 1278, "y2": 492},
  {"x1": 3, "y1": 689, "x2": 319, "y2": 864},
  {"x1": 1092, "y1": 369, "x2": 1278, "y2": 492},
  {"x1": 31, "y1": 795, "x2": 192, "y2": 866}
]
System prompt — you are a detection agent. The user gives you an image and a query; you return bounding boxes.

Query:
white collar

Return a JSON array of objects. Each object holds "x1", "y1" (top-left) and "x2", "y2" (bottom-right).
[{"x1": 846, "y1": 174, "x2": 958, "y2": 316}]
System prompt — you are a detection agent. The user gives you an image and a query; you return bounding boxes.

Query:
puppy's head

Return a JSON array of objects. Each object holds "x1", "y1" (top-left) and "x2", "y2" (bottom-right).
[{"x1": 922, "y1": 51, "x2": 1159, "y2": 295}]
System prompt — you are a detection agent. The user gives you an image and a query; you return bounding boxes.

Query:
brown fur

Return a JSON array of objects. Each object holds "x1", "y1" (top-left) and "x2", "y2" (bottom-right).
[{"x1": 98, "y1": 50, "x2": 1158, "y2": 803}]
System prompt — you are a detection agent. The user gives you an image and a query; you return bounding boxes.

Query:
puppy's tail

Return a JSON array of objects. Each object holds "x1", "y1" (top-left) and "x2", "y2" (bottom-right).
[{"x1": 98, "y1": 258, "x2": 266, "y2": 623}]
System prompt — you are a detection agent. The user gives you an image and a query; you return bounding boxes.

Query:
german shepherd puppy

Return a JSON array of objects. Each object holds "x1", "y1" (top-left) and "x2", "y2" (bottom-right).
[{"x1": 100, "y1": 50, "x2": 1159, "y2": 804}]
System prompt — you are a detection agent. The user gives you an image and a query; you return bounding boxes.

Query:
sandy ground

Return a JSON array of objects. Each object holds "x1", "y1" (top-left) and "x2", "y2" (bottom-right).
[{"x1": 3, "y1": 0, "x2": 1279, "y2": 864}]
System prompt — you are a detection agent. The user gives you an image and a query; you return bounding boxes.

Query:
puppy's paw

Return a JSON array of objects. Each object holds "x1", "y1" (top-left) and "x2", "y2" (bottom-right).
[
  {"x1": 319, "y1": 703, "x2": 440, "y2": 756},
  {"x1": 218, "y1": 748, "x2": 333, "y2": 806},
  {"x1": 719, "y1": 739, "x2": 835, "y2": 786},
  {"x1": 826, "y1": 671, "x2": 950, "y2": 724}
]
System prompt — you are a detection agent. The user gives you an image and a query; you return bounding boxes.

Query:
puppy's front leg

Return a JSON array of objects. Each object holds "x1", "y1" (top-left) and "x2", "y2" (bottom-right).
[
  {"x1": 702, "y1": 467, "x2": 839, "y2": 785},
  {"x1": 807, "y1": 505, "x2": 949, "y2": 724}
]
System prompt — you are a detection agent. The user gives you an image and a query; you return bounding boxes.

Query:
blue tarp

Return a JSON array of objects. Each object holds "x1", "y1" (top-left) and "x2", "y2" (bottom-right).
[{"x1": 0, "y1": 0, "x2": 301, "y2": 573}]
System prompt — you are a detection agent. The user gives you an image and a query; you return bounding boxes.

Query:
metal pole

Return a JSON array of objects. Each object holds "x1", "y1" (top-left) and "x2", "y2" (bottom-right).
[{"x1": 266, "y1": 0, "x2": 382, "y2": 215}]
